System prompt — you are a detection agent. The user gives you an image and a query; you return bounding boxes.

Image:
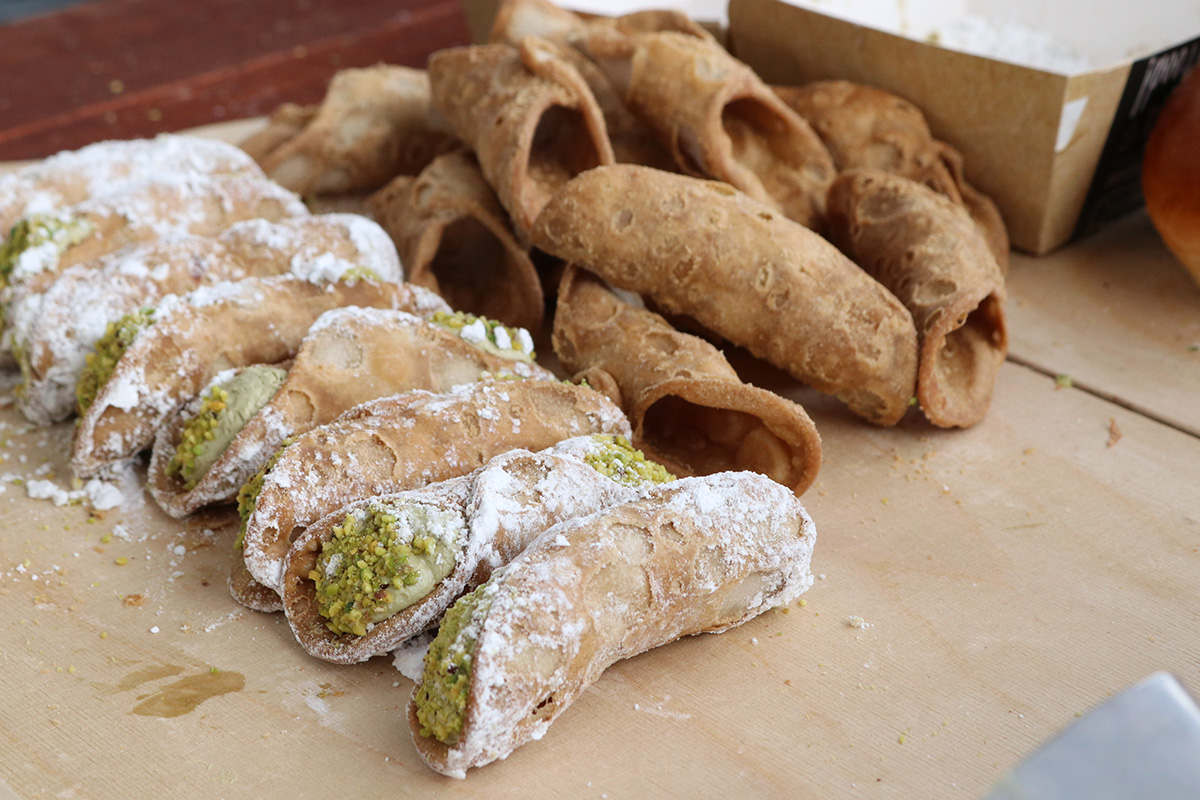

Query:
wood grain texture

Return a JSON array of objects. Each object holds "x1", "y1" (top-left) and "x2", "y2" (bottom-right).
[{"x1": 0, "y1": 0, "x2": 471, "y2": 159}]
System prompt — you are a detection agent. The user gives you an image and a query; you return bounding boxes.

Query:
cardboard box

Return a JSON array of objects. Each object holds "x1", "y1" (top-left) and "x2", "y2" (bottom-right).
[
  {"x1": 459, "y1": 0, "x2": 1198, "y2": 254},
  {"x1": 728, "y1": 0, "x2": 1200, "y2": 254}
]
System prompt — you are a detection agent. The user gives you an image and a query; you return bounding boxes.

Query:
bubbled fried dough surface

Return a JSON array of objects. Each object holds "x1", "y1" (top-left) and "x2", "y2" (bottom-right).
[
  {"x1": 532, "y1": 165, "x2": 918, "y2": 425},
  {"x1": 825, "y1": 169, "x2": 1007, "y2": 428},
  {"x1": 409, "y1": 472, "x2": 816, "y2": 778},
  {"x1": 70, "y1": 277, "x2": 450, "y2": 477},
  {"x1": 553, "y1": 266, "x2": 821, "y2": 494},
  {"x1": 427, "y1": 42, "x2": 613, "y2": 241},
  {"x1": 241, "y1": 380, "x2": 632, "y2": 593}
]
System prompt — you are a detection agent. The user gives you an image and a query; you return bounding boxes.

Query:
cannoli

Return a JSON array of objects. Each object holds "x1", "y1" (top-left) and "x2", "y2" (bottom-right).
[
  {"x1": 239, "y1": 378, "x2": 631, "y2": 594},
  {"x1": 369, "y1": 151, "x2": 545, "y2": 331},
  {"x1": 583, "y1": 31, "x2": 835, "y2": 230},
  {"x1": 0, "y1": 134, "x2": 263, "y2": 242},
  {"x1": 70, "y1": 275, "x2": 449, "y2": 478},
  {"x1": 531, "y1": 164, "x2": 919, "y2": 425},
  {"x1": 488, "y1": 0, "x2": 586, "y2": 45},
  {"x1": 148, "y1": 308, "x2": 552, "y2": 518},
  {"x1": 427, "y1": 40, "x2": 614, "y2": 240},
  {"x1": 252, "y1": 65, "x2": 459, "y2": 196},
  {"x1": 237, "y1": 103, "x2": 318, "y2": 164},
  {"x1": 553, "y1": 266, "x2": 822, "y2": 494},
  {"x1": 408, "y1": 470, "x2": 817, "y2": 778},
  {"x1": 0, "y1": 173, "x2": 307, "y2": 302},
  {"x1": 12, "y1": 213, "x2": 402, "y2": 426},
  {"x1": 282, "y1": 434, "x2": 673, "y2": 663},
  {"x1": 774, "y1": 80, "x2": 1009, "y2": 269},
  {"x1": 825, "y1": 169, "x2": 1007, "y2": 428}
]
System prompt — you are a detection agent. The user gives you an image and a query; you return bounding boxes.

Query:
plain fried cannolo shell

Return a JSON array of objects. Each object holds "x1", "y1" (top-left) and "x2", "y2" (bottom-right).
[
  {"x1": 238, "y1": 103, "x2": 318, "y2": 164},
  {"x1": 531, "y1": 164, "x2": 918, "y2": 425},
  {"x1": 283, "y1": 446, "x2": 637, "y2": 663},
  {"x1": 149, "y1": 308, "x2": 554, "y2": 518},
  {"x1": 553, "y1": 266, "x2": 821, "y2": 494},
  {"x1": 241, "y1": 379, "x2": 631, "y2": 593},
  {"x1": 774, "y1": 81, "x2": 1009, "y2": 270},
  {"x1": 70, "y1": 277, "x2": 449, "y2": 477},
  {"x1": 825, "y1": 169, "x2": 1007, "y2": 428},
  {"x1": 257, "y1": 65, "x2": 458, "y2": 196},
  {"x1": 369, "y1": 151, "x2": 545, "y2": 331},
  {"x1": 427, "y1": 41, "x2": 614, "y2": 240},
  {"x1": 408, "y1": 471, "x2": 817, "y2": 778},
  {"x1": 600, "y1": 32, "x2": 834, "y2": 229},
  {"x1": 15, "y1": 214, "x2": 402, "y2": 426},
  {"x1": 488, "y1": 0, "x2": 586, "y2": 45}
]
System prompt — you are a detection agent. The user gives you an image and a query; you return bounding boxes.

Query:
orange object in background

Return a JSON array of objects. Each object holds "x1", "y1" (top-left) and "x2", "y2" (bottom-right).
[{"x1": 1143, "y1": 62, "x2": 1200, "y2": 287}]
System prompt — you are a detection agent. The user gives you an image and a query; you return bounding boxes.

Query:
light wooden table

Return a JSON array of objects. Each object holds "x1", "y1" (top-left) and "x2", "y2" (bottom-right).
[{"x1": 0, "y1": 124, "x2": 1197, "y2": 798}]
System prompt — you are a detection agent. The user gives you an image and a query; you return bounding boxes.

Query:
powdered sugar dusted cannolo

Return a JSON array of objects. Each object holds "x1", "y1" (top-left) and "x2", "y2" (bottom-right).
[
  {"x1": 0, "y1": 134, "x2": 264, "y2": 242},
  {"x1": 148, "y1": 308, "x2": 552, "y2": 518},
  {"x1": 370, "y1": 150, "x2": 545, "y2": 331},
  {"x1": 70, "y1": 275, "x2": 449, "y2": 477},
  {"x1": 238, "y1": 379, "x2": 631, "y2": 594},
  {"x1": 13, "y1": 213, "x2": 402, "y2": 426},
  {"x1": 825, "y1": 169, "x2": 1007, "y2": 428},
  {"x1": 532, "y1": 164, "x2": 918, "y2": 425},
  {"x1": 553, "y1": 266, "x2": 821, "y2": 494},
  {"x1": 282, "y1": 434, "x2": 672, "y2": 663},
  {"x1": 408, "y1": 471, "x2": 816, "y2": 778}
]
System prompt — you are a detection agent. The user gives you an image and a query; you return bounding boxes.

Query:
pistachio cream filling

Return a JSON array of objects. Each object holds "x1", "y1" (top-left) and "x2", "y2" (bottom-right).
[
  {"x1": 75, "y1": 307, "x2": 156, "y2": 416},
  {"x1": 166, "y1": 365, "x2": 289, "y2": 490},
  {"x1": 414, "y1": 583, "x2": 496, "y2": 744},
  {"x1": 0, "y1": 214, "x2": 93, "y2": 289},
  {"x1": 309, "y1": 501, "x2": 465, "y2": 637},
  {"x1": 430, "y1": 310, "x2": 536, "y2": 363},
  {"x1": 584, "y1": 434, "x2": 676, "y2": 487},
  {"x1": 234, "y1": 439, "x2": 292, "y2": 550}
]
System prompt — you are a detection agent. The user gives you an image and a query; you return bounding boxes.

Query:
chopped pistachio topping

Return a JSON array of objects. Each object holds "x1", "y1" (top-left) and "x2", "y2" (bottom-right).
[
  {"x1": 430, "y1": 310, "x2": 535, "y2": 363},
  {"x1": 584, "y1": 434, "x2": 676, "y2": 486},
  {"x1": 0, "y1": 214, "x2": 93, "y2": 288},
  {"x1": 338, "y1": 265, "x2": 380, "y2": 282},
  {"x1": 309, "y1": 501, "x2": 464, "y2": 637},
  {"x1": 234, "y1": 439, "x2": 292, "y2": 550},
  {"x1": 166, "y1": 365, "x2": 288, "y2": 490},
  {"x1": 75, "y1": 307, "x2": 155, "y2": 416},
  {"x1": 414, "y1": 583, "x2": 495, "y2": 744}
]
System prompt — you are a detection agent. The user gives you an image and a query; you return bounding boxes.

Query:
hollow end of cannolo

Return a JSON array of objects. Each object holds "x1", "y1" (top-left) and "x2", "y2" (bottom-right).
[
  {"x1": 525, "y1": 103, "x2": 610, "y2": 207},
  {"x1": 635, "y1": 378, "x2": 821, "y2": 496},
  {"x1": 917, "y1": 290, "x2": 1007, "y2": 428},
  {"x1": 411, "y1": 214, "x2": 545, "y2": 333}
]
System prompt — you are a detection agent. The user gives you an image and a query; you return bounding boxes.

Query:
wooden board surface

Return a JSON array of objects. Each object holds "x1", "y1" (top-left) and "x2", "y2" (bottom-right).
[{"x1": 0, "y1": 122, "x2": 1198, "y2": 798}]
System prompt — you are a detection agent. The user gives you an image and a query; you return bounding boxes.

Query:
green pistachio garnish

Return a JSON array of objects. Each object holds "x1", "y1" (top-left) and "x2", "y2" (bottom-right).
[
  {"x1": 309, "y1": 501, "x2": 463, "y2": 636},
  {"x1": 0, "y1": 214, "x2": 93, "y2": 289},
  {"x1": 75, "y1": 307, "x2": 155, "y2": 416},
  {"x1": 414, "y1": 583, "x2": 495, "y2": 744},
  {"x1": 430, "y1": 310, "x2": 535, "y2": 363},
  {"x1": 165, "y1": 365, "x2": 288, "y2": 490},
  {"x1": 234, "y1": 439, "x2": 292, "y2": 550},
  {"x1": 338, "y1": 265, "x2": 379, "y2": 282},
  {"x1": 584, "y1": 434, "x2": 676, "y2": 486}
]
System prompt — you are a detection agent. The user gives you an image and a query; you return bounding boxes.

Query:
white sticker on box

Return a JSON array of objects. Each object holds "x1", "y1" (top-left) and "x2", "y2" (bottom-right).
[{"x1": 1055, "y1": 95, "x2": 1089, "y2": 152}]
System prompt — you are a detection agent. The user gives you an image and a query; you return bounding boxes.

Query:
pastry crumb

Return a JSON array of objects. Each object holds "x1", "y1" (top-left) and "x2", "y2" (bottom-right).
[
  {"x1": 847, "y1": 615, "x2": 872, "y2": 629},
  {"x1": 1106, "y1": 417, "x2": 1122, "y2": 447}
]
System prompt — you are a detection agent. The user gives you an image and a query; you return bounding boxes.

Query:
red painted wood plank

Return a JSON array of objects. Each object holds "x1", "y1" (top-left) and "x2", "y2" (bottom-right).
[{"x1": 0, "y1": 0, "x2": 471, "y2": 159}]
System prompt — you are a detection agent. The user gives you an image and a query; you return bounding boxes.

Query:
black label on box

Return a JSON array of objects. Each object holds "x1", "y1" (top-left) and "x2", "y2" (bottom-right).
[{"x1": 1074, "y1": 35, "x2": 1200, "y2": 239}]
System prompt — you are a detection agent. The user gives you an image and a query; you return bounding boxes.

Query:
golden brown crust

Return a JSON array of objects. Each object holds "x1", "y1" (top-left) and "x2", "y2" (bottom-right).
[
  {"x1": 553, "y1": 266, "x2": 821, "y2": 494},
  {"x1": 488, "y1": 0, "x2": 586, "y2": 46},
  {"x1": 531, "y1": 164, "x2": 918, "y2": 425},
  {"x1": 70, "y1": 277, "x2": 449, "y2": 477},
  {"x1": 257, "y1": 65, "x2": 458, "y2": 196},
  {"x1": 427, "y1": 41, "x2": 614, "y2": 241},
  {"x1": 237, "y1": 103, "x2": 318, "y2": 163},
  {"x1": 408, "y1": 472, "x2": 816, "y2": 778},
  {"x1": 228, "y1": 554, "x2": 285, "y2": 613},
  {"x1": 825, "y1": 169, "x2": 1007, "y2": 428},
  {"x1": 774, "y1": 80, "x2": 1009, "y2": 270},
  {"x1": 148, "y1": 308, "x2": 554, "y2": 518},
  {"x1": 240, "y1": 379, "x2": 631, "y2": 593},
  {"x1": 589, "y1": 32, "x2": 835, "y2": 230},
  {"x1": 369, "y1": 150, "x2": 545, "y2": 331}
]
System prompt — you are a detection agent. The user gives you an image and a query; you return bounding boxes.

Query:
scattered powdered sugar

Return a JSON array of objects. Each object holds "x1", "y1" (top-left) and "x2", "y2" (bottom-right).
[
  {"x1": 24, "y1": 471, "x2": 131, "y2": 511},
  {"x1": 392, "y1": 631, "x2": 436, "y2": 682}
]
